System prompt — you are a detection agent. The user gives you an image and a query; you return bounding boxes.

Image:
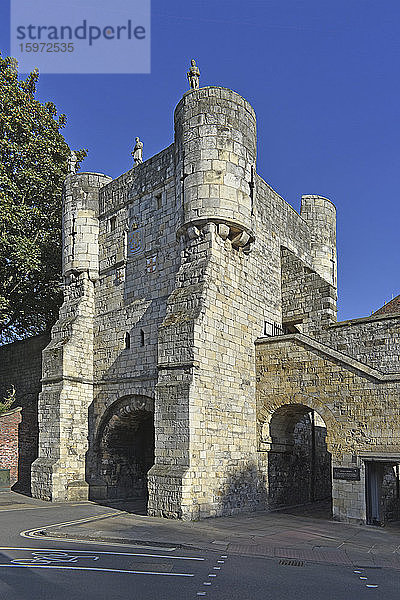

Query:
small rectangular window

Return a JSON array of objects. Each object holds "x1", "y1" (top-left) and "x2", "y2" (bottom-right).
[
  {"x1": 155, "y1": 193, "x2": 162, "y2": 210},
  {"x1": 110, "y1": 216, "x2": 117, "y2": 232},
  {"x1": 125, "y1": 332, "x2": 130, "y2": 349}
]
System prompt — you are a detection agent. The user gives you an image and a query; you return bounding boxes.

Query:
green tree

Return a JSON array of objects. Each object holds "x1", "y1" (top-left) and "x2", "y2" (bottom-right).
[
  {"x1": 0, "y1": 385, "x2": 15, "y2": 416},
  {"x1": 0, "y1": 54, "x2": 86, "y2": 344}
]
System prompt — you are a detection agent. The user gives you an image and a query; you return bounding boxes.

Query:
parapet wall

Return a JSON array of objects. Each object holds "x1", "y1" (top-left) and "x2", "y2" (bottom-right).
[
  {"x1": 281, "y1": 247, "x2": 337, "y2": 333},
  {"x1": 318, "y1": 314, "x2": 400, "y2": 373}
]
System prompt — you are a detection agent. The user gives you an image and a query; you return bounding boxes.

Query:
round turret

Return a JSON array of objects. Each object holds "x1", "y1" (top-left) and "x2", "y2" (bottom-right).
[
  {"x1": 63, "y1": 172, "x2": 112, "y2": 280},
  {"x1": 300, "y1": 195, "x2": 337, "y2": 287},
  {"x1": 174, "y1": 86, "x2": 257, "y2": 243}
]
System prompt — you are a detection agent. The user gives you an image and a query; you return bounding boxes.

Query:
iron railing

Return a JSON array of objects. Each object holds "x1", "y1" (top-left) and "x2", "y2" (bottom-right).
[{"x1": 264, "y1": 321, "x2": 290, "y2": 337}]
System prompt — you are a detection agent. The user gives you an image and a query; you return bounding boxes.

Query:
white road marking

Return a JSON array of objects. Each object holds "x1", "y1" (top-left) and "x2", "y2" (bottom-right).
[
  {"x1": 208, "y1": 574, "x2": 217, "y2": 577},
  {"x1": 20, "y1": 511, "x2": 121, "y2": 539},
  {"x1": 0, "y1": 564, "x2": 194, "y2": 576},
  {"x1": 213, "y1": 566, "x2": 221, "y2": 570},
  {"x1": 203, "y1": 582, "x2": 212, "y2": 585},
  {"x1": 217, "y1": 560, "x2": 224, "y2": 563},
  {"x1": 11, "y1": 552, "x2": 99, "y2": 565},
  {"x1": 19, "y1": 515, "x2": 177, "y2": 550},
  {"x1": 0, "y1": 502, "x2": 93, "y2": 514},
  {"x1": 360, "y1": 577, "x2": 368, "y2": 580},
  {"x1": 366, "y1": 585, "x2": 378, "y2": 588},
  {"x1": 21, "y1": 535, "x2": 177, "y2": 551},
  {"x1": 0, "y1": 506, "x2": 85, "y2": 514},
  {"x1": 196, "y1": 593, "x2": 206, "y2": 596},
  {"x1": 0, "y1": 547, "x2": 204, "y2": 561},
  {"x1": 220, "y1": 555, "x2": 227, "y2": 558}
]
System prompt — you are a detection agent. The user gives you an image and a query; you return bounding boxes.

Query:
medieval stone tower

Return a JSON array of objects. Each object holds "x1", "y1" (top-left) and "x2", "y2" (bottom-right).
[{"x1": 29, "y1": 83, "x2": 400, "y2": 525}]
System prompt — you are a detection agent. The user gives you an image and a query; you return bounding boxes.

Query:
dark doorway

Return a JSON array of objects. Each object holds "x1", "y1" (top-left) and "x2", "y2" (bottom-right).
[
  {"x1": 98, "y1": 408, "x2": 154, "y2": 504},
  {"x1": 267, "y1": 404, "x2": 332, "y2": 513},
  {"x1": 366, "y1": 461, "x2": 400, "y2": 525}
]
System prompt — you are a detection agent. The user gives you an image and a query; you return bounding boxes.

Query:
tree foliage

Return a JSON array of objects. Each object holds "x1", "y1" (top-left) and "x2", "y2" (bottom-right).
[
  {"x1": 0, "y1": 385, "x2": 15, "y2": 416},
  {"x1": 0, "y1": 54, "x2": 86, "y2": 344}
]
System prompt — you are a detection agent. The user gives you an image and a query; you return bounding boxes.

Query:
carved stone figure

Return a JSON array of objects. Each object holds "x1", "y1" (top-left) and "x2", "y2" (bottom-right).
[
  {"x1": 68, "y1": 151, "x2": 78, "y2": 174},
  {"x1": 187, "y1": 59, "x2": 200, "y2": 90},
  {"x1": 132, "y1": 137, "x2": 143, "y2": 165}
]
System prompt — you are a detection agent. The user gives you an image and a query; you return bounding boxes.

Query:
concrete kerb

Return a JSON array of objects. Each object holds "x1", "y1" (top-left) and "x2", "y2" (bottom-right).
[{"x1": 25, "y1": 509, "x2": 400, "y2": 570}]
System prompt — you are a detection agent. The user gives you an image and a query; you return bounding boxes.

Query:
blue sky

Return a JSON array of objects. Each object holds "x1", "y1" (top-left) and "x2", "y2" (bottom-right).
[{"x1": 1, "y1": 0, "x2": 399, "y2": 321}]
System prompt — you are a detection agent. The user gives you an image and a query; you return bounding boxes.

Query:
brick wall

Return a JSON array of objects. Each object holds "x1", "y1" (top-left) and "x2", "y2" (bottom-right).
[
  {"x1": 0, "y1": 408, "x2": 22, "y2": 485},
  {"x1": 0, "y1": 334, "x2": 50, "y2": 492}
]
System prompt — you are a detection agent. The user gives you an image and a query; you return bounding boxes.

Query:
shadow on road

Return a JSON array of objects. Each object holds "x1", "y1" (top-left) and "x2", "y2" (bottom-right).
[{"x1": 94, "y1": 497, "x2": 147, "y2": 515}]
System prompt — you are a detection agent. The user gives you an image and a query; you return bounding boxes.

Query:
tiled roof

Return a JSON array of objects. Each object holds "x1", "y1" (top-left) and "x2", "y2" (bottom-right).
[{"x1": 373, "y1": 294, "x2": 400, "y2": 316}]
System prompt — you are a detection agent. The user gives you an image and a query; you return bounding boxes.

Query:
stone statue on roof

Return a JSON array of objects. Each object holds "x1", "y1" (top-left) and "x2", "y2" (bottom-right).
[
  {"x1": 187, "y1": 59, "x2": 200, "y2": 90},
  {"x1": 132, "y1": 137, "x2": 143, "y2": 165},
  {"x1": 68, "y1": 151, "x2": 78, "y2": 174}
]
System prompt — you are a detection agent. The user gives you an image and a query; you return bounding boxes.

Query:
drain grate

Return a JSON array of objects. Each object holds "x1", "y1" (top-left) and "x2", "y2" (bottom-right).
[{"x1": 279, "y1": 559, "x2": 304, "y2": 567}]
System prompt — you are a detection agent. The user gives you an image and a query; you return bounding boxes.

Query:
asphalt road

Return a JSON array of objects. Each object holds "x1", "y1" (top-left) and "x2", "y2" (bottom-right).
[{"x1": 0, "y1": 496, "x2": 399, "y2": 600}]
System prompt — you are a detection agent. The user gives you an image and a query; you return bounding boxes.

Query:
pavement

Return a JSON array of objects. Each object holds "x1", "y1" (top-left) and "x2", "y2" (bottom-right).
[{"x1": 9, "y1": 495, "x2": 399, "y2": 570}]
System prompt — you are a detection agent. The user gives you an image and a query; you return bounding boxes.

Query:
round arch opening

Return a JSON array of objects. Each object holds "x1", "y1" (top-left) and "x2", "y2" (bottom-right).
[
  {"x1": 94, "y1": 396, "x2": 155, "y2": 503},
  {"x1": 266, "y1": 404, "x2": 332, "y2": 512}
]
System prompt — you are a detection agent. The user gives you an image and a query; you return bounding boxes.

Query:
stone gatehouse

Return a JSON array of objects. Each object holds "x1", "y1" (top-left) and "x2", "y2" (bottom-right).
[{"x1": 1, "y1": 82, "x2": 399, "y2": 524}]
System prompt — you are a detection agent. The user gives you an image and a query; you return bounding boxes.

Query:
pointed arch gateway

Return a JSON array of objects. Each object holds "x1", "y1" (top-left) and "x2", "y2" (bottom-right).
[
  {"x1": 260, "y1": 401, "x2": 333, "y2": 512},
  {"x1": 92, "y1": 395, "x2": 154, "y2": 503}
]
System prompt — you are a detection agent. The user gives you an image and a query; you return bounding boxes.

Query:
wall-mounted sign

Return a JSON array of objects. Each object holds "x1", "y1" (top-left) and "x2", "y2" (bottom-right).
[{"x1": 333, "y1": 467, "x2": 360, "y2": 481}]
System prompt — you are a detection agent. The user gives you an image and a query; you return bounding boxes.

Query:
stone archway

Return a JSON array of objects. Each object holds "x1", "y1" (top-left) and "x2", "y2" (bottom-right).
[
  {"x1": 262, "y1": 403, "x2": 332, "y2": 512},
  {"x1": 93, "y1": 395, "x2": 154, "y2": 502}
]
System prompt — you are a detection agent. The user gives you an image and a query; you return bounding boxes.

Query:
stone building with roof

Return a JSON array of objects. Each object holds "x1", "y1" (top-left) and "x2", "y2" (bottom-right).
[{"x1": 1, "y1": 75, "x2": 399, "y2": 525}]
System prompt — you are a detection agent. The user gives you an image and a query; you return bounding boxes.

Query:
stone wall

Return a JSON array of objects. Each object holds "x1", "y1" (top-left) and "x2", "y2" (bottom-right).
[
  {"x1": 32, "y1": 85, "x2": 341, "y2": 518},
  {"x1": 86, "y1": 147, "x2": 178, "y2": 499},
  {"x1": 0, "y1": 334, "x2": 49, "y2": 492},
  {"x1": 2, "y1": 83, "x2": 398, "y2": 525},
  {"x1": 318, "y1": 314, "x2": 400, "y2": 374},
  {"x1": 256, "y1": 334, "x2": 400, "y2": 523},
  {"x1": 32, "y1": 173, "x2": 111, "y2": 502},
  {"x1": 281, "y1": 247, "x2": 337, "y2": 334},
  {"x1": 147, "y1": 87, "x2": 338, "y2": 519}
]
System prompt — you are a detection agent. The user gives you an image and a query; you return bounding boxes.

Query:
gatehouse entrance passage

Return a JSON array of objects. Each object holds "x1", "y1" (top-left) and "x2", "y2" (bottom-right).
[
  {"x1": 365, "y1": 460, "x2": 400, "y2": 526},
  {"x1": 93, "y1": 396, "x2": 154, "y2": 506},
  {"x1": 266, "y1": 404, "x2": 332, "y2": 513}
]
